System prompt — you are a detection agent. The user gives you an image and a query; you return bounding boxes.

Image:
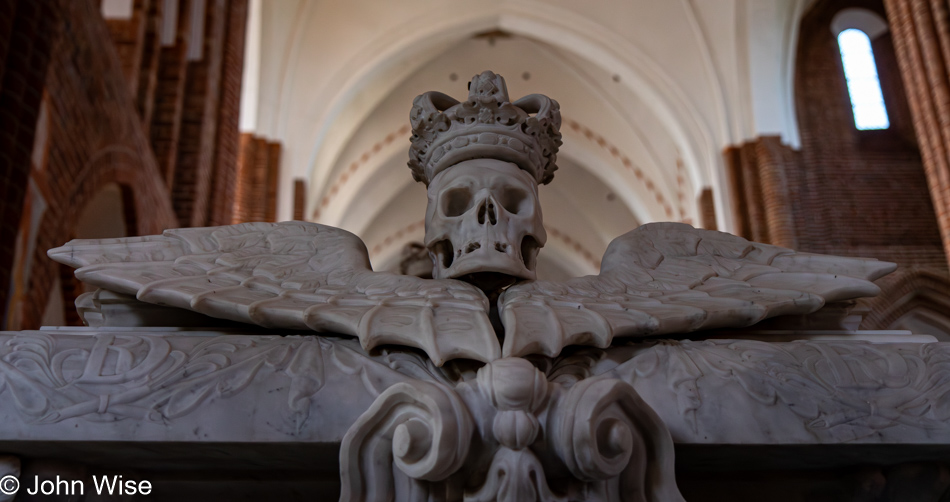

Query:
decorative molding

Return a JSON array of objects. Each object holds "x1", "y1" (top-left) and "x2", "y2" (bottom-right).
[
  {"x1": 1, "y1": 333, "x2": 321, "y2": 425},
  {"x1": 546, "y1": 226, "x2": 601, "y2": 269},
  {"x1": 564, "y1": 118, "x2": 676, "y2": 218},
  {"x1": 0, "y1": 331, "x2": 432, "y2": 430},
  {"x1": 369, "y1": 220, "x2": 425, "y2": 258},
  {"x1": 611, "y1": 339, "x2": 950, "y2": 442},
  {"x1": 675, "y1": 155, "x2": 691, "y2": 224},
  {"x1": 340, "y1": 380, "x2": 474, "y2": 500},
  {"x1": 340, "y1": 356, "x2": 684, "y2": 502},
  {"x1": 312, "y1": 125, "x2": 410, "y2": 220}
]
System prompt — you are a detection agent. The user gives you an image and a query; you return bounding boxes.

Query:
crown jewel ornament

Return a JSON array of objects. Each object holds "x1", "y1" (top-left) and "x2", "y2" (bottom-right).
[{"x1": 408, "y1": 71, "x2": 563, "y2": 186}]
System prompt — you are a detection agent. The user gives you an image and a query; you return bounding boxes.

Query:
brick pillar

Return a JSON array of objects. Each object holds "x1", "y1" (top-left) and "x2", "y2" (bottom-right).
[
  {"x1": 264, "y1": 141, "x2": 280, "y2": 222},
  {"x1": 207, "y1": 0, "x2": 246, "y2": 226},
  {"x1": 249, "y1": 136, "x2": 268, "y2": 221},
  {"x1": 232, "y1": 133, "x2": 280, "y2": 223},
  {"x1": 723, "y1": 136, "x2": 799, "y2": 248},
  {"x1": 293, "y1": 178, "x2": 306, "y2": 221},
  {"x1": 134, "y1": 0, "x2": 163, "y2": 131},
  {"x1": 232, "y1": 132, "x2": 256, "y2": 223},
  {"x1": 884, "y1": 0, "x2": 950, "y2": 269},
  {"x1": 173, "y1": 0, "x2": 227, "y2": 227},
  {"x1": 0, "y1": 0, "x2": 56, "y2": 322},
  {"x1": 149, "y1": 0, "x2": 192, "y2": 187},
  {"x1": 754, "y1": 137, "x2": 798, "y2": 249},
  {"x1": 724, "y1": 141, "x2": 769, "y2": 242},
  {"x1": 697, "y1": 188, "x2": 717, "y2": 231},
  {"x1": 739, "y1": 142, "x2": 768, "y2": 243},
  {"x1": 105, "y1": 0, "x2": 150, "y2": 95}
]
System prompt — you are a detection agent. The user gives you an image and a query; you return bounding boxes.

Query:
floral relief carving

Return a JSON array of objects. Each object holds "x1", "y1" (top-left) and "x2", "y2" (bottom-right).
[
  {"x1": 0, "y1": 332, "x2": 417, "y2": 429},
  {"x1": 0, "y1": 333, "x2": 318, "y2": 425},
  {"x1": 612, "y1": 339, "x2": 950, "y2": 441}
]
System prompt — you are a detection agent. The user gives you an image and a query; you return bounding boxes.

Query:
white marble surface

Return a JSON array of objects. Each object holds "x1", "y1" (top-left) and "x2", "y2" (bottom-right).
[
  {"x1": 2, "y1": 328, "x2": 948, "y2": 501},
  {"x1": 424, "y1": 159, "x2": 546, "y2": 283},
  {"x1": 0, "y1": 329, "x2": 398, "y2": 442},
  {"x1": 0, "y1": 328, "x2": 947, "y2": 447}
]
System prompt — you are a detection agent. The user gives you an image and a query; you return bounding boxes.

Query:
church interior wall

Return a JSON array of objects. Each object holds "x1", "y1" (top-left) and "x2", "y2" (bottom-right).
[
  {"x1": 723, "y1": 0, "x2": 950, "y2": 332},
  {"x1": 0, "y1": 0, "x2": 248, "y2": 330}
]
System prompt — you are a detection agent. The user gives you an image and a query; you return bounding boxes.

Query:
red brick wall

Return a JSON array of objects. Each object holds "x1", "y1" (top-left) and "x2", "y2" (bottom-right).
[
  {"x1": 150, "y1": 1, "x2": 191, "y2": 187},
  {"x1": 134, "y1": 0, "x2": 163, "y2": 131},
  {"x1": 0, "y1": 0, "x2": 57, "y2": 321},
  {"x1": 725, "y1": 0, "x2": 949, "y2": 329},
  {"x1": 173, "y1": 0, "x2": 226, "y2": 227},
  {"x1": 264, "y1": 141, "x2": 280, "y2": 222},
  {"x1": 105, "y1": 0, "x2": 150, "y2": 95},
  {"x1": 9, "y1": 0, "x2": 178, "y2": 329},
  {"x1": 0, "y1": 0, "x2": 247, "y2": 328},
  {"x1": 293, "y1": 178, "x2": 306, "y2": 221},
  {"x1": 884, "y1": 0, "x2": 950, "y2": 270},
  {"x1": 727, "y1": 0, "x2": 945, "y2": 259},
  {"x1": 792, "y1": 0, "x2": 942, "y2": 257},
  {"x1": 233, "y1": 133, "x2": 280, "y2": 223},
  {"x1": 207, "y1": 0, "x2": 246, "y2": 226},
  {"x1": 724, "y1": 137, "x2": 800, "y2": 249}
]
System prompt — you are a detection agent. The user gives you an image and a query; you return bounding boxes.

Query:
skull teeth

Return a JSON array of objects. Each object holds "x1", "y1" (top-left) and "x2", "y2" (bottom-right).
[{"x1": 457, "y1": 241, "x2": 510, "y2": 255}]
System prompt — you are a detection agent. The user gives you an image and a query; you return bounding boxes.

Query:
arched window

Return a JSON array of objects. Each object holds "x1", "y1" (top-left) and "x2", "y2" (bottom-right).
[{"x1": 837, "y1": 28, "x2": 889, "y2": 130}]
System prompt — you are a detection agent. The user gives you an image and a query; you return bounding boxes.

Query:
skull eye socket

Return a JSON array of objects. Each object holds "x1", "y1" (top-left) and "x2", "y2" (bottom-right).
[
  {"x1": 442, "y1": 187, "x2": 473, "y2": 217},
  {"x1": 499, "y1": 187, "x2": 529, "y2": 214}
]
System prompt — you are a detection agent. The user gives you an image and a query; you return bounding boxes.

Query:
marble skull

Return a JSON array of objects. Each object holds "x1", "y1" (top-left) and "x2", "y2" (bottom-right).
[{"x1": 424, "y1": 159, "x2": 546, "y2": 290}]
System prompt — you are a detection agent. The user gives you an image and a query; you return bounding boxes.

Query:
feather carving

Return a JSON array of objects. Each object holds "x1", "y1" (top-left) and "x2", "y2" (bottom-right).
[
  {"x1": 48, "y1": 222, "x2": 499, "y2": 365},
  {"x1": 498, "y1": 223, "x2": 896, "y2": 358},
  {"x1": 50, "y1": 222, "x2": 894, "y2": 363}
]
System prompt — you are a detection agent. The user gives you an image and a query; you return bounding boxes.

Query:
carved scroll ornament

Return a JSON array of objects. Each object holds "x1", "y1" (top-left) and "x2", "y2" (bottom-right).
[{"x1": 340, "y1": 357, "x2": 685, "y2": 502}]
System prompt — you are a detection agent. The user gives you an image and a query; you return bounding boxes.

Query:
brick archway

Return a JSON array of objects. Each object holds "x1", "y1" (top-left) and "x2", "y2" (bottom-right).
[{"x1": 12, "y1": 147, "x2": 176, "y2": 330}]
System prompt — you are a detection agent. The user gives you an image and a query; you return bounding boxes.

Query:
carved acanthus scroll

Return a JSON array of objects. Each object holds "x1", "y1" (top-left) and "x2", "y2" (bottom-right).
[
  {"x1": 340, "y1": 380, "x2": 474, "y2": 501},
  {"x1": 341, "y1": 357, "x2": 685, "y2": 502}
]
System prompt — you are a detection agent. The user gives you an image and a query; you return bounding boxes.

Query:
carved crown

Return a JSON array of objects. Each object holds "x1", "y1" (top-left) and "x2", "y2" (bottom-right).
[{"x1": 408, "y1": 71, "x2": 562, "y2": 185}]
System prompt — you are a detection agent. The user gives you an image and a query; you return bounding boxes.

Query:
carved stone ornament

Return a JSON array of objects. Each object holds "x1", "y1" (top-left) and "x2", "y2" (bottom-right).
[
  {"x1": 340, "y1": 356, "x2": 683, "y2": 502},
  {"x1": 43, "y1": 71, "x2": 912, "y2": 501},
  {"x1": 425, "y1": 159, "x2": 546, "y2": 284}
]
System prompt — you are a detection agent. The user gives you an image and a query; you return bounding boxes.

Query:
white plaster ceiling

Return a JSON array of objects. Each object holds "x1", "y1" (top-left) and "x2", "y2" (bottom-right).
[{"x1": 241, "y1": 0, "x2": 811, "y2": 277}]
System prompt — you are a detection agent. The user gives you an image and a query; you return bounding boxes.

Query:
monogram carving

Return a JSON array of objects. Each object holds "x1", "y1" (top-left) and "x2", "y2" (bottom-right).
[{"x1": 0, "y1": 332, "x2": 421, "y2": 429}]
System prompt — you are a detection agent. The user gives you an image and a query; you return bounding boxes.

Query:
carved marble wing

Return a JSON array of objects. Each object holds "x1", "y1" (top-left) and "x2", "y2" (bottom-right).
[
  {"x1": 48, "y1": 222, "x2": 499, "y2": 365},
  {"x1": 499, "y1": 223, "x2": 896, "y2": 358}
]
